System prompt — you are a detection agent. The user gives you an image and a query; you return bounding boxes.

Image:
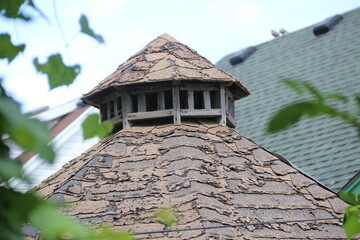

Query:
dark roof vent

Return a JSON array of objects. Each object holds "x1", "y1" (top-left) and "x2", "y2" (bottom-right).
[
  {"x1": 229, "y1": 46, "x2": 257, "y2": 65},
  {"x1": 313, "y1": 14, "x2": 344, "y2": 36}
]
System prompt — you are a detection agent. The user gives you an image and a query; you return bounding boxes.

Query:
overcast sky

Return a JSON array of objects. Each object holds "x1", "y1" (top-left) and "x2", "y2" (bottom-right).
[{"x1": 1, "y1": 0, "x2": 359, "y2": 112}]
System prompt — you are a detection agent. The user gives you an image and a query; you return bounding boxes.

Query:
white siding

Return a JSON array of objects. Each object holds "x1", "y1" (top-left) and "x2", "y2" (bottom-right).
[{"x1": 9, "y1": 107, "x2": 100, "y2": 192}]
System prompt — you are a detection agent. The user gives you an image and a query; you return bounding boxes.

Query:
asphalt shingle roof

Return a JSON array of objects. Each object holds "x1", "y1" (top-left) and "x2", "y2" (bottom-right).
[
  {"x1": 216, "y1": 7, "x2": 360, "y2": 192},
  {"x1": 32, "y1": 120, "x2": 345, "y2": 239}
]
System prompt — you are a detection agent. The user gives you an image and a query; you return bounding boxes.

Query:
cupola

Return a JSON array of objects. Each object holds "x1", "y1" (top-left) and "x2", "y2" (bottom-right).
[{"x1": 82, "y1": 34, "x2": 250, "y2": 129}]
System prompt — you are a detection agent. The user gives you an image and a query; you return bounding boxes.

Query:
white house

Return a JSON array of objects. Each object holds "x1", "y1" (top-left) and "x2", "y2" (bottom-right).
[{"x1": 7, "y1": 99, "x2": 100, "y2": 192}]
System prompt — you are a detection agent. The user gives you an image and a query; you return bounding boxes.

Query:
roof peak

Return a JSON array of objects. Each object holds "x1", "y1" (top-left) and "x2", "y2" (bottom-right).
[{"x1": 158, "y1": 33, "x2": 180, "y2": 43}]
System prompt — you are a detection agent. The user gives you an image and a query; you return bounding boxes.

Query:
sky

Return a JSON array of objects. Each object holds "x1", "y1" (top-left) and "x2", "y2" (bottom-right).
[{"x1": 1, "y1": 0, "x2": 359, "y2": 112}]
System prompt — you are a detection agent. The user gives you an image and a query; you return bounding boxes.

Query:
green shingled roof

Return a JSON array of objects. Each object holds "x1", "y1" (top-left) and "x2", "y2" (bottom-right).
[{"x1": 216, "y1": 7, "x2": 360, "y2": 193}]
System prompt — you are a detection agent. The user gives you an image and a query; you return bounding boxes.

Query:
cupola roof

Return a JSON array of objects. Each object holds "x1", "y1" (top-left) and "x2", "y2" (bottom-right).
[{"x1": 82, "y1": 34, "x2": 249, "y2": 107}]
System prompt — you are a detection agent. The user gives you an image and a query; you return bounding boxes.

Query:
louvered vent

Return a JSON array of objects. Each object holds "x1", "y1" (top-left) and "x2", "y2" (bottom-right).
[
  {"x1": 313, "y1": 15, "x2": 344, "y2": 36},
  {"x1": 229, "y1": 46, "x2": 257, "y2": 66}
]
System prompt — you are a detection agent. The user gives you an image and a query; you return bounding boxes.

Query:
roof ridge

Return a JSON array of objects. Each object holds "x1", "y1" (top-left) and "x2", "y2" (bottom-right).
[{"x1": 220, "y1": 7, "x2": 360, "y2": 62}]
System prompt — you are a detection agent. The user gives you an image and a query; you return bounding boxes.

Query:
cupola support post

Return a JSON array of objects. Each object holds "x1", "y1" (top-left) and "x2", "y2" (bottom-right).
[
  {"x1": 121, "y1": 89, "x2": 132, "y2": 129},
  {"x1": 172, "y1": 84, "x2": 181, "y2": 125}
]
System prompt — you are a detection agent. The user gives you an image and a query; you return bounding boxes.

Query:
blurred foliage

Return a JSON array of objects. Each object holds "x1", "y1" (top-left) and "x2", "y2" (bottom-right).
[
  {"x1": 80, "y1": 15, "x2": 105, "y2": 44},
  {"x1": 343, "y1": 204, "x2": 360, "y2": 239},
  {"x1": 267, "y1": 78, "x2": 360, "y2": 137},
  {"x1": 155, "y1": 207, "x2": 178, "y2": 229},
  {"x1": 0, "y1": 0, "x2": 115, "y2": 239},
  {"x1": 0, "y1": 185, "x2": 135, "y2": 240},
  {"x1": 0, "y1": 83, "x2": 54, "y2": 183},
  {"x1": 0, "y1": 34, "x2": 25, "y2": 63},
  {"x1": 268, "y1": 79, "x2": 360, "y2": 239},
  {"x1": 1, "y1": 187, "x2": 90, "y2": 240},
  {"x1": 82, "y1": 113, "x2": 113, "y2": 139},
  {"x1": 339, "y1": 191, "x2": 360, "y2": 239},
  {"x1": 340, "y1": 191, "x2": 360, "y2": 206},
  {"x1": 33, "y1": 54, "x2": 81, "y2": 89},
  {"x1": 0, "y1": 0, "x2": 36, "y2": 21},
  {"x1": 0, "y1": 98, "x2": 55, "y2": 162},
  {"x1": 98, "y1": 228, "x2": 135, "y2": 240}
]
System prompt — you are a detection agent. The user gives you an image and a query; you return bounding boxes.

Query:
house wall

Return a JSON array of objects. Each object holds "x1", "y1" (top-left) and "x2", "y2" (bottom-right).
[{"x1": 8, "y1": 107, "x2": 100, "y2": 192}]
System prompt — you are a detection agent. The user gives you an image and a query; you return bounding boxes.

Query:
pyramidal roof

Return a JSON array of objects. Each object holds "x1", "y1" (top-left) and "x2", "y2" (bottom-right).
[
  {"x1": 82, "y1": 34, "x2": 249, "y2": 106},
  {"x1": 32, "y1": 120, "x2": 346, "y2": 239}
]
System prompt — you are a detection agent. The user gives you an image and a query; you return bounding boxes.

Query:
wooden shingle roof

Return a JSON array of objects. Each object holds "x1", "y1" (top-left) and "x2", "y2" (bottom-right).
[
  {"x1": 82, "y1": 34, "x2": 249, "y2": 107},
  {"x1": 27, "y1": 33, "x2": 350, "y2": 239},
  {"x1": 33, "y1": 121, "x2": 346, "y2": 239}
]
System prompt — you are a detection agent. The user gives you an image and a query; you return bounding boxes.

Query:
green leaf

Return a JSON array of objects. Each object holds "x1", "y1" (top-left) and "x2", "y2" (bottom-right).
[
  {"x1": 155, "y1": 207, "x2": 178, "y2": 228},
  {"x1": 356, "y1": 95, "x2": 360, "y2": 106},
  {"x1": 0, "y1": 186, "x2": 129, "y2": 240},
  {"x1": 0, "y1": 0, "x2": 32, "y2": 21},
  {"x1": 0, "y1": 158, "x2": 23, "y2": 181},
  {"x1": 0, "y1": 187, "x2": 94, "y2": 240},
  {"x1": 340, "y1": 191, "x2": 360, "y2": 205},
  {"x1": 30, "y1": 204, "x2": 92, "y2": 240},
  {"x1": 282, "y1": 78, "x2": 304, "y2": 95},
  {"x1": 82, "y1": 114, "x2": 113, "y2": 139},
  {"x1": 300, "y1": 81, "x2": 324, "y2": 102},
  {"x1": 342, "y1": 205, "x2": 360, "y2": 239},
  {"x1": 0, "y1": 98, "x2": 55, "y2": 163},
  {"x1": 282, "y1": 79, "x2": 326, "y2": 102},
  {"x1": 0, "y1": 0, "x2": 43, "y2": 21},
  {"x1": 0, "y1": 34, "x2": 25, "y2": 63},
  {"x1": 33, "y1": 54, "x2": 81, "y2": 89},
  {"x1": 79, "y1": 15, "x2": 105, "y2": 44},
  {"x1": 0, "y1": 78, "x2": 8, "y2": 98},
  {"x1": 326, "y1": 93, "x2": 348, "y2": 103},
  {"x1": 355, "y1": 95, "x2": 360, "y2": 114},
  {"x1": 267, "y1": 101, "x2": 320, "y2": 133},
  {"x1": 99, "y1": 227, "x2": 134, "y2": 240},
  {"x1": 0, "y1": 187, "x2": 42, "y2": 239}
]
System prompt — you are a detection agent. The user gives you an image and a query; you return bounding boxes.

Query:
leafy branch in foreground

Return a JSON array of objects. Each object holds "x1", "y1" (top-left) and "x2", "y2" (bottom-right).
[
  {"x1": 156, "y1": 207, "x2": 178, "y2": 229},
  {"x1": 0, "y1": 0, "x2": 38, "y2": 21},
  {"x1": 0, "y1": 83, "x2": 118, "y2": 239},
  {"x1": 0, "y1": 0, "x2": 113, "y2": 239},
  {"x1": 339, "y1": 191, "x2": 360, "y2": 239},
  {"x1": 0, "y1": 83, "x2": 54, "y2": 184},
  {"x1": 80, "y1": 15, "x2": 105, "y2": 44},
  {"x1": 82, "y1": 114, "x2": 114, "y2": 140},
  {"x1": 267, "y1": 78, "x2": 360, "y2": 239},
  {"x1": 267, "y1": 78, "x2": 360, "y2": 137},
  {"x1": 33, "y1": 54, "x2": 81, "y2": 89},
  {"x1": 0, "y1": 34, "x2": 25, "y2": 63}
]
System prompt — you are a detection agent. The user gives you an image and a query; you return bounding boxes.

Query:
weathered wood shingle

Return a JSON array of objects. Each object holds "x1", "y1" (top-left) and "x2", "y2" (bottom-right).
[
  {"x1": 82, "y1": 34, "x2": 249, "y2": 107},
  {"x1": 35, "y1": 120, "x2": 346, "y2": 239}
]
